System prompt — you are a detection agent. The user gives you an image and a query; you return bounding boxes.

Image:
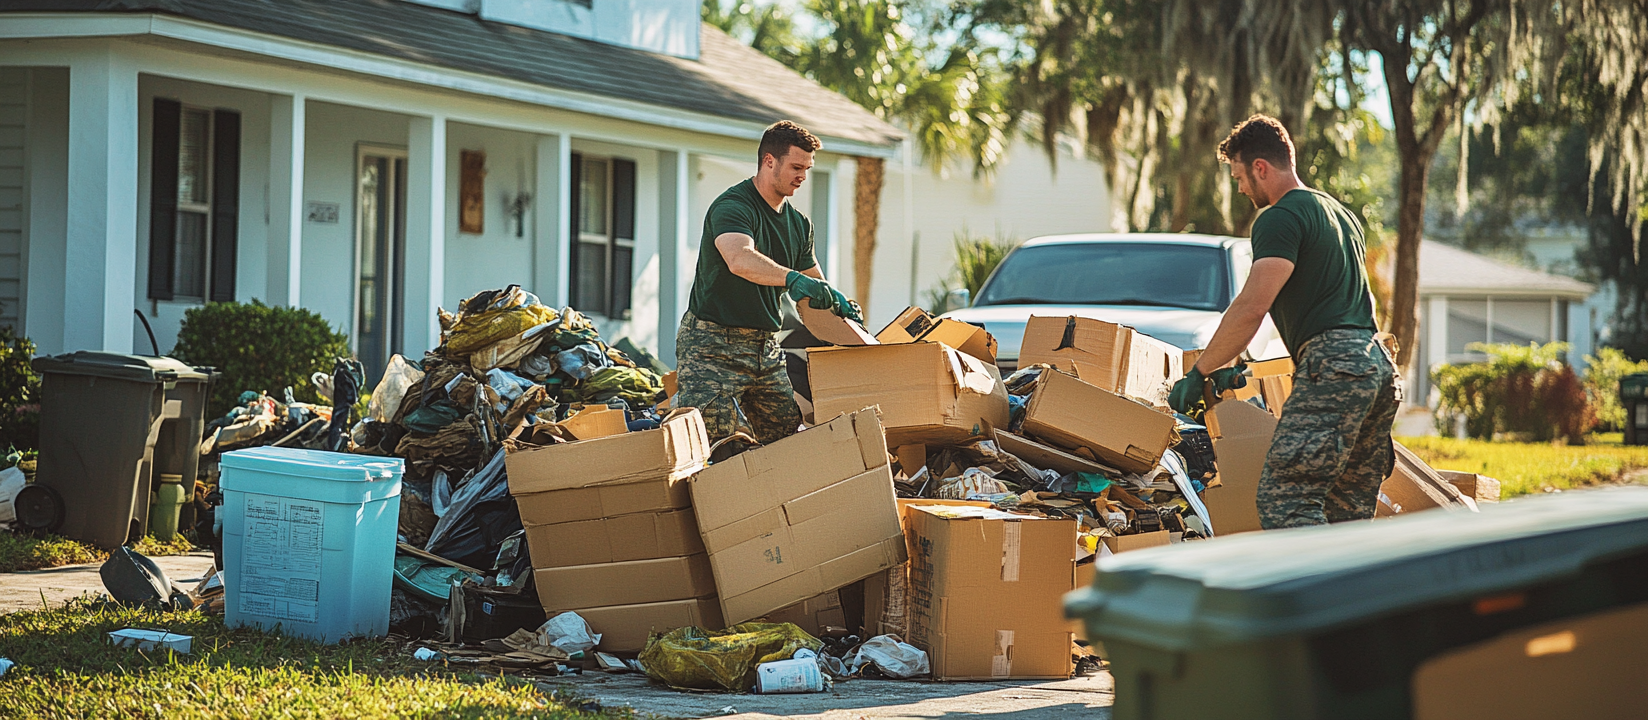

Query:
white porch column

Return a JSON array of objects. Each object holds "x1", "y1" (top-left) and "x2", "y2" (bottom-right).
[
  {"x1": 267, "y1": 93, "x2": 305, "y2": 307},
  {"x1": 657, "y1": 148, "x2": 690, "y2": 363},
  {"x1": 65, "y1": 50, "x2": 138, "y2": 353},
  {"x1": 810, "y1": 168, "x2": 835, "y2": 278},
  {"x1": 1425, "y1": 295, "x2": 1448, "y2": 401},
  {"x1": 406, "y1": 114, "x2": 447, "y2": 353},
  {"x1": 533, "y1": 133, "x2": 570, "y2": 306}
]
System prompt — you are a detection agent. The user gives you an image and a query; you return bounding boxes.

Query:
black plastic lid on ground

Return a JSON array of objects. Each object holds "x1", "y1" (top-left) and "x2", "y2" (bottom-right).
[
  {"x1": 1067, "y1": 486, "x2": 1648, "y2": 651},
  {"x1": 30, "y1": 351, "x2": 211, "y2": 383}
]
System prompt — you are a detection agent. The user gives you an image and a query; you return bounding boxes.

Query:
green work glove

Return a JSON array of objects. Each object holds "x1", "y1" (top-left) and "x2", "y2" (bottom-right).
[
  {"x1": 1168, "y1": 367, "x2": 1207, "y2": 415},
  {"x1": 786, "y1": 271, "x2": 862, "y2": 323},
  {"x1": 1208, "y1": 363, "x2": 1249, "y2": 395}
]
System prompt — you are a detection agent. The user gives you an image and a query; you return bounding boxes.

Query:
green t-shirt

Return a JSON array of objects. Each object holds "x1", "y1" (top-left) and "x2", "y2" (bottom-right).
[
  {"x1": 687, "y1": 178, "x2": 816, "y2": 331},
  {"x1": 1250, "y1": 188, "x2": 1378, "y2": 355}
]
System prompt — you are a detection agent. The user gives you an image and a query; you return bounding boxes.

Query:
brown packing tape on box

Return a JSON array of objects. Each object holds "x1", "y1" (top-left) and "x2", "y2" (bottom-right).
[
  {"x1": 906, "y1": 505, "x2": 1075, "y2": 681},
  {"x1": 692, "y1": 409, "x2": 907, "y2": 625},
  {"x1": 1019, "y1": 369, "x2": 1176, "y2": 475},
  {"x1": 576, "y1": 597, "x2": 726, "y2": 654},
  {"x1": 504, "y1": 408, "x2": 708, "y2": 496},
  {"x1": 807, "y1": 343, "x2": 1009, "y2": 447},
  {"x1": 522, "y1": 507, "x2": 704, "y2": 568},
  {"x1": 533, "y1": 554, "x2": 717, "y2": 612}
]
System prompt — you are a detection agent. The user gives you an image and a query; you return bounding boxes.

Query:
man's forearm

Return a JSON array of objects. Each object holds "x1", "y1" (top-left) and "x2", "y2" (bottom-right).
[{"x1": 1193, "y1": 303, "x2": 1266, "y2": 375}]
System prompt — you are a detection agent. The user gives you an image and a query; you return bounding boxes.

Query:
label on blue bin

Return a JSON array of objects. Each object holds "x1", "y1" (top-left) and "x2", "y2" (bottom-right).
[{"x1": 238, "y1": 494, "x2": 325, "y2": 623}]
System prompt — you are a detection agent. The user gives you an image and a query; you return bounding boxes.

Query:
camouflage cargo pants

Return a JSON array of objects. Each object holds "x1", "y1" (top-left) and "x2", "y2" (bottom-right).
[
  {"x1": 1258, "y1": 328, "x2": 1403, "y2": 529},
  {"x1": 675, "y1": 310, "x2": 802, "y2": 445}
]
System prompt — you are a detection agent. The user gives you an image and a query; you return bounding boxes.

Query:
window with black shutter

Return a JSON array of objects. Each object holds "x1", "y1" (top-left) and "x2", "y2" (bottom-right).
[
  {"x1": 568, "y1": 153, "x2": 636, "y2": 318},
  {"x1": 147, "y1": 98, "x2": 239, "y2": 302}
]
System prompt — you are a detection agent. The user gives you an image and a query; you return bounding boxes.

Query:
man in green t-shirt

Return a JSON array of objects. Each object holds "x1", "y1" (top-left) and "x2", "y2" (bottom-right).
[
  {"x1": 676, "y1": 121, "x2": 861, "y2": 445},
  {"x1": 1168, "y1": 114, "x2": 1402, "y2": 529}
]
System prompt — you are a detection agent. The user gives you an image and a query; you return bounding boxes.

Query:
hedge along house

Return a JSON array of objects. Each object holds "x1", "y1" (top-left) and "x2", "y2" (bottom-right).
[{"x1": 0, "y1": 0, "x2": 900, "y2": 381}]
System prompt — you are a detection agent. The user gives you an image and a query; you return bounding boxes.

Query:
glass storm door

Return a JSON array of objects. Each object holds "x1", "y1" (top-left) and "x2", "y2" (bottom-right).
[{"x1": 355, "y1": 147, "x2": 407, "y2": 383}]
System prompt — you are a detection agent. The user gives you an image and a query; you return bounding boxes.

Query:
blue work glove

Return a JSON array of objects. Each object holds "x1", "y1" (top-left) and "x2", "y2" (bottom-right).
[{"x1": 1168, "y1": 367, "x2": 1207, "y2": 415}]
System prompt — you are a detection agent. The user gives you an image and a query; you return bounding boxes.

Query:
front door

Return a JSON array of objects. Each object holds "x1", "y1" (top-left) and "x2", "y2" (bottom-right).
[{"x1": 355, "y1": 146, "x2": 407, "y2": 383}]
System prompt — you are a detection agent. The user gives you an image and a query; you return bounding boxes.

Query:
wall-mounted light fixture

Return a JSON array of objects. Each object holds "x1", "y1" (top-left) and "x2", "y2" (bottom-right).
[{"x1": 505, "y1": 190, "x2": 533, "y2": 238}]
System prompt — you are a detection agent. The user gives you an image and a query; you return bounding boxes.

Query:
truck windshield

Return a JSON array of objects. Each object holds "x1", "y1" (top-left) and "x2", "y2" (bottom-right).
[{"x1": 974, "y1": 242, "x2": 1231, "y2": 311}]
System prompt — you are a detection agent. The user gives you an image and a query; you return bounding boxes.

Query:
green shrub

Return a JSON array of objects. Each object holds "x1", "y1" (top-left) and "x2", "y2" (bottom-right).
[
  {"x1": 1583, "y1": 347, "x2": 1648, "y2": 431},
  {"x1": 0, "y1": 324, "x2": 40, "y2": 452},
  {"x1": 1432, "y1": 341, "x2": 1595, "y2": 443},
  {"x1": 924, "y1": 229, "x2": 1017, "y2": 314},
  {"x1": 170, "y1": 300, "x2": 350, "y2": 419}
]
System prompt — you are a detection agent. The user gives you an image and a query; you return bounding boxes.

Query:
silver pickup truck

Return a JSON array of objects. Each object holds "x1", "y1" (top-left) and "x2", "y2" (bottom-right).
[{"x1": 940, "y1": 233, "x2": 1286, "y2": 370}]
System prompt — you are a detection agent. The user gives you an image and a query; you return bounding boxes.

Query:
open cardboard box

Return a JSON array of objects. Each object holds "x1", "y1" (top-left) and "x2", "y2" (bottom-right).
[
  {"x1": 808, "y1": 342, "x2": 1009, "y2": 447},
  {"x1": 1019, "y1": 315, "x2": 1182, "y2": 406},
  {"x1": 1019, "y1": 369, "x2": 1176, "y2": 475},
  {"x1": 876, "y1": 306, "x2": 997, "y2": 365}
]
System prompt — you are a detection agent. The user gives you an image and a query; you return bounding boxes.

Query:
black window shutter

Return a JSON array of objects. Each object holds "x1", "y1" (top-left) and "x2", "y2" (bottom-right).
[
  {"x1": 147, "y1": 98, "x2": 181, "y2": 301},
  {"x1": 611, "y1": 157, "x2": 636, "y2": 317},
  {"x1": 568, "y1": 152, "x2": 582, "y2": 307},
  {"x1": 209, "y1": 109, "x2": 241, "y2": 302}
]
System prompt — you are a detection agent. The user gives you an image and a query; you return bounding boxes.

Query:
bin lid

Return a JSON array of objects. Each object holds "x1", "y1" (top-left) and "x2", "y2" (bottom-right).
[
  {"x1": 31, "y1": 351, "x2": 211, "y2": 383},
  {"x1": 220, "y1": 447, "x2": 403, "y2": 484},
  {"x1": 1622, "y1": 372, "x2": 1648, "y2": 399},
  {"x1": 1067, "y1": 487, "x2": 1648, "y2": 651}
]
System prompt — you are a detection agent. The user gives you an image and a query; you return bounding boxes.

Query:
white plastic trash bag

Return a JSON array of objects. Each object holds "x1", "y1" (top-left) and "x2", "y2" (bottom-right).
[
  {"x1": 537, "y1": 612, "x2": 601, "y2": 655},
  {"x1": 849, "y1": 634, "x2": 930, "y2": 679},
  {"x1": 367, "y1": 355, "x2": 425, "y2": 423},
  {"x1": 0, "y1": 467, "x2": 25, "y2": 524}
]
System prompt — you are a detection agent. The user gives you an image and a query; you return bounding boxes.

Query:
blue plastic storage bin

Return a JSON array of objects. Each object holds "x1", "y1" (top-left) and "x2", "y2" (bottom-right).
[{"x1": 219, "y1": 447, "x2": 403, "y2": 643}]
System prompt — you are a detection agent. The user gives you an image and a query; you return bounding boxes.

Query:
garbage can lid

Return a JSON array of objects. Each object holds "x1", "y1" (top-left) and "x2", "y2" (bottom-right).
[
  {"x1": 220, "y1": 446, "x2": 404, "y2": 485},
  {"x1": 31, "y1": 351, "x2": 211, "y2": 383},
  {"x1": 1068, "y1": 487, "x2": 1648, "y2": 650}
]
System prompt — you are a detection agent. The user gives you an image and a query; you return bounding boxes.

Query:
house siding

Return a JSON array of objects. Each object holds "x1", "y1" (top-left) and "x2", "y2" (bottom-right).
[{"x1": 0, "y1": 67, "x2": 24, "y2": 332}]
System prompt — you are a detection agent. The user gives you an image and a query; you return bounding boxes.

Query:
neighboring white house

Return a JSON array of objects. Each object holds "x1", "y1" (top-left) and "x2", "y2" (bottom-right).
[
  {"x1": 0, "y1": 0, "x2": 904, "y2": 382},
  {"x1": 1413, "y1": 240, "x2": 1596, "y2": 402}
]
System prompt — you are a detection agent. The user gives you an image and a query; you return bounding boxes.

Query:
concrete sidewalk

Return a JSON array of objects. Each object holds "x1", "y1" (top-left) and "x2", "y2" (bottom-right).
[{"x1": 0, "y1": 551, "x2": 217, "y2": 612}]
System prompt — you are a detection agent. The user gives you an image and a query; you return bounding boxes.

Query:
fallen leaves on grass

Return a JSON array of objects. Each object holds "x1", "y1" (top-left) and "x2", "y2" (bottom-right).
[{"x1": 0, "y1": 532, "x2": 105, "y2": 572}]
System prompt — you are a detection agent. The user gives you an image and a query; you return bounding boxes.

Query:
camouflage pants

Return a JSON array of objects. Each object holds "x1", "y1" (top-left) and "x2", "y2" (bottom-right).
[
  {"x1": 1258, "y1": 329, "x2": 1403, "y2": 529},
  {"x1": 675, "y1": 311, "x2": 802, "y2": 445}
]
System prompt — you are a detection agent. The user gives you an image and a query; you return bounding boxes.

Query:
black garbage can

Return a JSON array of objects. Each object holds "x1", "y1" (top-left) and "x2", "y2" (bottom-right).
[
  {"x1": 1623, "y1": 372, "x2": 1648, "y2": 446},
  {"x1": 1067, "y1": 487, "x2": 1648, "y2": 720},
  {"x1": 27, "y1": 352, "x2": 213, "y2": 549}
]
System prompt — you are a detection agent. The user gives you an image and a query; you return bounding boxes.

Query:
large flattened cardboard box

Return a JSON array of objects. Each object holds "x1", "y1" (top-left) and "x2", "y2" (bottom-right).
[
  {"x1": 576, "y1": 598, "x2": 724, "y2": 654},
  {"x1": 1018, "y1": 315, "x2": 1183, "y2": 406},
  {"x1": 506, "y1": 409, "x2": 709, "y2": 557},
  {"x1": 692, "y1": 409, "x2": 907, "y2": 625},
  {"x1": 808, "y1": 343, "x2": 1009, "y2": 446},
  {"x1": 762, "y1": 589, "x2": 847, "y2": 637},
  {"x1": 1020, "y1": 369, "x2": 1176, "y2": 475},
  {"x1": 533, "y1": 554, "x2": 717, "y2": 611},
  {"x1": 907, "y1": 505, "x2": 1076, "y2": 680}
]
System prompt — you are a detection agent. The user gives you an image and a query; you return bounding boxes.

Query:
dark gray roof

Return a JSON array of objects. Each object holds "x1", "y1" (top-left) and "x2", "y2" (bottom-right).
[{"x1": 2, "y1": 0, "x2": 903, "y2": 148}]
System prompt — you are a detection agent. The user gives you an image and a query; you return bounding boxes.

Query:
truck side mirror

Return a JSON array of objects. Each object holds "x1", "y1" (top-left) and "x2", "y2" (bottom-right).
[{"x1": 946, "y1": 287, "x2": 971, "y2": 309}]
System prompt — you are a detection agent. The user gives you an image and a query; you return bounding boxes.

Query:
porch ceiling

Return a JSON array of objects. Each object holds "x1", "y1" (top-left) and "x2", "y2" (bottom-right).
[{"x1": 1, "y1": 0, "x2": 904, "y2": 150}]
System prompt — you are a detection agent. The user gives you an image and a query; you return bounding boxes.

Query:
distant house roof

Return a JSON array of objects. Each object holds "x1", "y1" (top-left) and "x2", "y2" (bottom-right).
[
  {"x1": 1418, "y1": 240, "x2": 1594, "y2": 299},
  {"x1": 2, "y1": 0, "x2": 904, "y2": 149}
]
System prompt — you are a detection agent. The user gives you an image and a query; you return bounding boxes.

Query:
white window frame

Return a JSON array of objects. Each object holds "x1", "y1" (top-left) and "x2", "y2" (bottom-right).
[{"x1": 172, "y1": 105, "x2": 214, "y2": 301}]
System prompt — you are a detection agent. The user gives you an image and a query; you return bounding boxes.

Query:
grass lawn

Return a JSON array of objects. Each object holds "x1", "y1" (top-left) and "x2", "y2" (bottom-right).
[
  {"x1": 0, "y1": 532, "x2": 199, "y2": 573},
  {"x1": 1397, "y1": 433, "x2": 1648, "y2": 498},
  {"x1": 0, "y1": 598, "x2": 618, "y2": 719}
]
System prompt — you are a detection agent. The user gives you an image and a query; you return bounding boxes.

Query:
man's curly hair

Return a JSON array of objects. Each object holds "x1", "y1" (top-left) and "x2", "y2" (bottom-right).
[
  {"x1": 1217, "y1": 114, "x2": 1295, "y2": 170},
  {"x1": 758, "y1": 121, "x2": 822, "y2": 165}
]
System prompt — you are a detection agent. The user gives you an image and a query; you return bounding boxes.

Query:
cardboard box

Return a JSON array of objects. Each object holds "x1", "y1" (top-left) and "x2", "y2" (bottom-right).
[
  {"x1": 505, "y1": 408, "x2": 708, "y2": 496},
  {"x1": 808, "y1": 343, "x2": 1009, "y2": 446},
  {"x1": 762, "y1": 589, "x2": 847, "y2": 636},
  {"x1": 876, "y1": 306, "x2": 998, "y2": 364},
  {"x1": 533, "y1": 554, "x2": 716, "y2": 612},
  {"x1": 1019, "y1": 369, "x2": 1176, "y2": 475},
  {"x1": 559, "y1": 406, "x2": 629, "y2": 441},
  {"x1": 1203, "y1": 399, "x2": 1278, "y2": 536},
  {"x1": 1438, "y1": 470, "x2": 1502, "y2": 503},
  {"x1": 994, "y1": 428, "x2": 1116, "y2": 476},
  {"x1": 692, "y1": 409, "x2": 907, "y2": 625},
  {"x1": 523, "y1": 507, "x2": 703, "y2": 568},
  {"x1": 1248, "y1": 356, "x2": 1295, "y2": 417},
  {"x1": 515, "y1": 474, "x2": 691, "y2": 527},
  {"x1": 907, "y1": 505, "x2": 1076, "y2": 680},
  {"x1": 799, "y1": 303, "x2": 878, "y2": 346},
  {"x1": 1376, "y1": 443, "x2": 1475, "y2": 517},
  {"x1": 576, "y1": 597, "x2": 726, "y2": 653},
  {"x1": 1100, "y1": 530, "x2": 1170, "y2": 554},
  {"x1": 1018, "y1": 315, "x2": 1182, "y2": 405}
]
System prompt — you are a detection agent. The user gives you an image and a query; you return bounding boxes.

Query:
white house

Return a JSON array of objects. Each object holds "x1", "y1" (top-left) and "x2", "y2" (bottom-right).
[
  {"x1": 0, "y1": 0, "x2": 903, "y2": 381},
  {"x1": 1413, "y1": 239, "x2": 1596, "y2": 401}
]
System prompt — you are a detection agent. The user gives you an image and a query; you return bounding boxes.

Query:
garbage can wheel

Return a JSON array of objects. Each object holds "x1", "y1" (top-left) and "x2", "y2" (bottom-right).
[{"x1": 14, "y1": 484, "x2": 65, "y2": 535}]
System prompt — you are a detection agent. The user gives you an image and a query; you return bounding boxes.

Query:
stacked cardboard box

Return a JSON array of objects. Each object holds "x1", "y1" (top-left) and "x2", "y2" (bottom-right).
[
  {"x1": 691, "y1": 408, "x2": 907, "y2": 626},
  {"x1": 505, "y1": 409, "x2": 721, "y2": 652},
  {"x1": 1019, "y1": 368, "x2": 1179, "y2": 475},
  {"x1": 1019, "y1": 315, "x2": 1182, "y2": 406}
]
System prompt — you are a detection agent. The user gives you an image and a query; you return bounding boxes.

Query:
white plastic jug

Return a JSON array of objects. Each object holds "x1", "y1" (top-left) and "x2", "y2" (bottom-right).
[{"x1": 755, "y1": 650, "x2": 825, "y2": 693}]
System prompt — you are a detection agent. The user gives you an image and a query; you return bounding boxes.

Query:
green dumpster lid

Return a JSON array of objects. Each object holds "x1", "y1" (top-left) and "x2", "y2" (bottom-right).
[
  {"x1": 220, "y1": 447, "x2": 403, "y2": 485},
  {"x1": 1067, "y1": 487, "x2": 1648, "y2": 651},
  {"x1": 31, "y1": 351, "x2": 211, "y2": 383}
]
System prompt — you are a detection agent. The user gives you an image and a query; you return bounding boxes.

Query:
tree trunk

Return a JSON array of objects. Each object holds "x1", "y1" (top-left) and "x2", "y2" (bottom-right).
[
  {"x1": 853, "y1": 156, "x2": 885, "y2": 309},
  {"x1": 1170, "y1": 171, "x2": 1191, "y2": 232},
  {"x1": 1390, "y1": 157, "x2": 1427, "y2": 370}
]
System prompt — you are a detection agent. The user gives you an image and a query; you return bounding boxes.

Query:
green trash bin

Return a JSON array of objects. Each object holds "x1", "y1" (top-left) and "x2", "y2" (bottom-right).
[
  {"x1": 1067, "y1": 487, "x2": 1648, "y2": 720},
  {"x1": 27, "y1": 352, "x2": 213, "y2": 549},
  {"x1": 1622, "y1": 372, "x2": 1648, "y2": 445}
]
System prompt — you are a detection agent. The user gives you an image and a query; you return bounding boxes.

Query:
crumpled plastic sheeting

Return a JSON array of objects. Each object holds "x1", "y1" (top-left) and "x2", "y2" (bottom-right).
[
  {"x1": 934, "y1": 467, "x2": 1010, "y2": 500},
  {"x1": 639, "y1": 622, "x2": 822, "y2": 692},
  {"x1": 554, "y1": 343, "x2": 613, "y2": 381},
  {"x1": 446, "y1": 304, "x2": 558, "y2": 355},
  {"x1": 537, "y1": 612, "x2": 601, "y2": 655},
  {"x1": 369, "y1": 355, "x2": 425, "y2": 423},
  {"x1": 846, "y1": 635, "x2": 930, "y2": 679},
  {"x1": 424, "y1": 449, "x2": 520, "y2": 568}
]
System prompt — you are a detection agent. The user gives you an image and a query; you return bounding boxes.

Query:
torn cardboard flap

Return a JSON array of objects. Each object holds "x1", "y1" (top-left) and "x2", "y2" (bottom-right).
[
  {"x1": 505, "y1": 408, "x2": 709, "y2": 495},
  {"x1": 798, "y1": 302, "x2": 879, "y2": 346},
  {"x1": 876, "y1": 306, "x2": 997, "y2": 364},
  {"x1": 1376, "y1": 442, "x2": 1476, "y2": 517}
]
